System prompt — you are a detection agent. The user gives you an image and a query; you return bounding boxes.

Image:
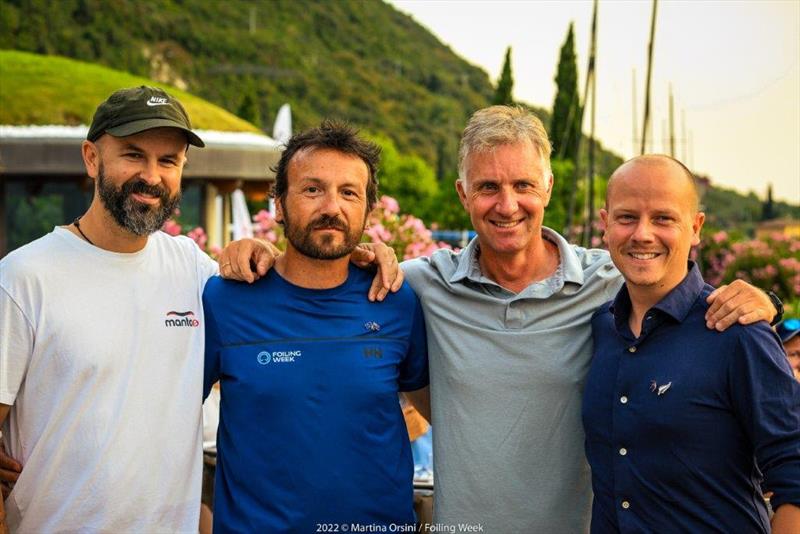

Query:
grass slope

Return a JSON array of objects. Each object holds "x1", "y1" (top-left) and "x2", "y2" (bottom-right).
[{"x1": 0, "y1": 49, "x2": 259, "y2": 132}]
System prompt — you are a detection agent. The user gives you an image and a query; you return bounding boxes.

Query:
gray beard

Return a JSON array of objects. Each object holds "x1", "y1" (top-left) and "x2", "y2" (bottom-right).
[{"x1": 97, "y1": 164, "x2": 181, "y2": 236}]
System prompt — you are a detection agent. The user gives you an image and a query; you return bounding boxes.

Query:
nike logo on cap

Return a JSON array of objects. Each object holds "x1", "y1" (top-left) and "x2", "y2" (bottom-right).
[{"x1": 146, "y1": 96, "x2": 170, "y2": 106}]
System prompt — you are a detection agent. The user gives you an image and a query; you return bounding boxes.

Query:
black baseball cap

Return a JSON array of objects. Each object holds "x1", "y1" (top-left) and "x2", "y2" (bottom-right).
[{"x1": 87, "y1": 86, "x2": 205, "y2": 147}]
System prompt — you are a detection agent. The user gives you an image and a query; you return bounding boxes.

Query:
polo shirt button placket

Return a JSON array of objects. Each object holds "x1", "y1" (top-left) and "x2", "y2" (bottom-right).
[
  {"x1": 628, "y1": 346, "x2": 637, "y2": 353},
  {"x1": 621, "y1": 500, "x2": 630, "y2": 510}
]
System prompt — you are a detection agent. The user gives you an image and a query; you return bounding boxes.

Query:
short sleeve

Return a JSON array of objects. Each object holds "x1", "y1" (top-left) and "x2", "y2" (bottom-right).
[
  {"x1": 398, "y1": 293, "x2": 429, "y2": 392},
  {"x1": 193, "y1": 240, "x2": 219, "y2": 288},
  {"x1": 202, "y1": 279, "x2": 223, "y2": 400},
  {"x1": 0, "y1": 287, "x2": 34, "y2": 405}
]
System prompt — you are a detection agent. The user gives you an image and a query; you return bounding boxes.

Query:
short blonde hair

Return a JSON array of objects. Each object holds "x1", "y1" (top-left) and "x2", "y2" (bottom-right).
[{"x1": 458, "y1": 105, "x2": 552, "y2": 181}]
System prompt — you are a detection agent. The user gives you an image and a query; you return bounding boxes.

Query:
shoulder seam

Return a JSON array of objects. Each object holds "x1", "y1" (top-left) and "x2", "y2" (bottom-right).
[{"x1": 0, "y1": 284, "x2": 35, "y2": 332}]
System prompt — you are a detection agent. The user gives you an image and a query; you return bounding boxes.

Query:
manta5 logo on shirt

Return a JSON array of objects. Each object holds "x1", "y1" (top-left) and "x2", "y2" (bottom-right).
[{"x1": 164, "y1": 310, "x2": 200, "y2": 327}]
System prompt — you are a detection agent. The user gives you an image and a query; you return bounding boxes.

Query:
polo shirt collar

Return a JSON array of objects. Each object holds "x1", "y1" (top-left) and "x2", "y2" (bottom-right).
[
  {"x1": 448, "y1": 226, "x2": 586, "y2": 286},
  {"x1": 610, "y1": 261, "x2": 705, "y2": 327}
]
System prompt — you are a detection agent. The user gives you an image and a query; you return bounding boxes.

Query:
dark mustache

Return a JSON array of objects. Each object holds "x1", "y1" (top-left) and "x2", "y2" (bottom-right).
[
  {"x1": 310, "y1": 214, "x2": 347, "y2": 231},
  {"x1": 122, "y1": 179, "x2": 169, "y2": 201}
]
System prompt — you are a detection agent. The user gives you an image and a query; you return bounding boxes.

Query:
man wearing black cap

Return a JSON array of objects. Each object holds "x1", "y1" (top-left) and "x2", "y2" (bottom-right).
[
  {"x1": 0, "y1": 86, "x2": 215, "y2": 533},
  {"x1": 0, "y1": 86, "x2": 398, "y2": 533}
]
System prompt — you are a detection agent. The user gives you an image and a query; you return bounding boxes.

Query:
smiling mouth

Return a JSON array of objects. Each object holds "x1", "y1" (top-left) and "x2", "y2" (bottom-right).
[
  {"x1": 130, "y1": 192, "x2": 161, "y2": 205},
  {"x1": 491, "y1": 219, "x2": 523, "y2": 229},
  {"x1": 628, "y1": 252, "x2": 661, "y2": 260}
]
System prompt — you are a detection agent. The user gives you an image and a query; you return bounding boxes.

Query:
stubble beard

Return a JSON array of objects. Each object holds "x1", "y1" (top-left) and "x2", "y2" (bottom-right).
[{"x1": 281, "y1": 203, "x2": 365, "y2": 260}]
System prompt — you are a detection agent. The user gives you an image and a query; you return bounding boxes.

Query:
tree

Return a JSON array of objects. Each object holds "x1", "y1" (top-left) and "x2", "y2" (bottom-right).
[
  {"x1": 550, "y1": 23, "x2": 582, "y2": 164},
  {"x1": 762, "y1": 183, "x2": 775, "y2": 221},
  {"x1": 493, "y1": 46, "x2": 514, "y2": 106}
]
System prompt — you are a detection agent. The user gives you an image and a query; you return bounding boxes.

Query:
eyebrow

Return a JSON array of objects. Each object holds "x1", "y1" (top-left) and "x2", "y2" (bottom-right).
[
  {"x1": 120, "y1": 143, "x2": 182, "y2": 159},
  {"x1": 299, "y1": 177, "x2": 363, "y2": 189}
]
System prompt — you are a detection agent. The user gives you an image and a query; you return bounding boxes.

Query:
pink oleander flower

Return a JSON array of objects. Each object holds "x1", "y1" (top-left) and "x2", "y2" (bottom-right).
[
  {"x1": 712, "y1": 231, "x2": 728, "y2": 244},
  {"x1": 379, "y1": 195, "x2": 400, "y2": 214},
  {"x1": 187, "y1": 227, "x2": 208, "y2": 249},
  {"x1": 162, "y1": 219, "x2": 182, "y2": 236},
  {"x1": 365, "y1": 224, "x2": 391, "y2": 243}
]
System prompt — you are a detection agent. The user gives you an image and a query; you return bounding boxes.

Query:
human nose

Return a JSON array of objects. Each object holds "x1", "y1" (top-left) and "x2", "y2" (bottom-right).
[
  {"x1": 319, "y1": 189, "x2": 343, "y2": 216},
  {"x1": 139, "y1": 158, "x2": 162, "y2": 185},
  {"x1": 630, "y1": 219, "x2": 655, "y2": 242},
  {"x1": 494, "y1": 187, "x2": 518, "y2": 216}
]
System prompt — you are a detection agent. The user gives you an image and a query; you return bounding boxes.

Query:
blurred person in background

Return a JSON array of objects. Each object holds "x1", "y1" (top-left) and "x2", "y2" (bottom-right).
[{"x1": 777, "y1": 318, "x2": 800, "y2": 381}]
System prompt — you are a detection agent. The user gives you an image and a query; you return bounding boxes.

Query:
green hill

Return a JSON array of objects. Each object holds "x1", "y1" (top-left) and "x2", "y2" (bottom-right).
[
  {"x1": 0, "y1": 50, "x2": 259, "y2": 131},
  {"x1": 0, "y1": 0, "x2": 495, "y2": 173},
  {"x1": 1, "y1": 0, "x2": 791, "y2": 229}
]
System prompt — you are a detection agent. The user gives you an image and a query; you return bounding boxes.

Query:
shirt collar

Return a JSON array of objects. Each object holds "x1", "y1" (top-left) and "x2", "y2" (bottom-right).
[
  {"x1": 610, "y1": 261, "x2": 705, "y2": 324},
  {"x1": 448, "y1": 226, "x2": 586, "y2": 286}
]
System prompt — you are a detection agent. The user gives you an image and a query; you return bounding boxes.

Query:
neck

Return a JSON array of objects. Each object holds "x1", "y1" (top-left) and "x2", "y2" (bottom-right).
[
  {"x1": 478, "y1": 235, "x2": 559, "y2": 294},
  {"x1": 274, "y1": 246, "x2": 351, "y2": 289},
  {"x1": 67, "y1": 202, "x2": 149, "y2": 253}
]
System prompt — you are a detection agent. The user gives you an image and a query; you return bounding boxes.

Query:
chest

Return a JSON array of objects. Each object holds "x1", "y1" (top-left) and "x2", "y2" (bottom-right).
[{"x1": 27, "y1": 265, "x2": 204, "y2": 382}]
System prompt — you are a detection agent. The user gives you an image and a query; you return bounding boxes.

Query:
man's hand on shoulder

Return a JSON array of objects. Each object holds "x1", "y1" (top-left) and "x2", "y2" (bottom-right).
[
  {"x1": 705, "y1": 280, "x2": 777, "y2": 331},
  {"x1": 351, "y1": 243, "x2": 403, "y2": 302},
  {"x1": 218, "y1": 239, "x2": 281, "y2": 283}
]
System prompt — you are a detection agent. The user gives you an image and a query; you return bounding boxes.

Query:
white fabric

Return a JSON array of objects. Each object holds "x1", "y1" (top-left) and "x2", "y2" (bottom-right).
[{"x1": 0, "y1": 227, "x2": 218, "y2": 534}]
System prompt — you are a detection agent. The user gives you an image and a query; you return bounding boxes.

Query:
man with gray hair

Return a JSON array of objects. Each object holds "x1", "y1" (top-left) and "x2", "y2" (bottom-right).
[{"x1": 400, "y1": 106, "x2": 777, "y2": 532}]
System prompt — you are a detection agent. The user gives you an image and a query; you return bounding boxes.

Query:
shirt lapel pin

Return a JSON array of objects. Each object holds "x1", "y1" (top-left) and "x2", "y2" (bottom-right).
[{"x1": 650, "y1": 380, "x2": 672, "y2": 396}]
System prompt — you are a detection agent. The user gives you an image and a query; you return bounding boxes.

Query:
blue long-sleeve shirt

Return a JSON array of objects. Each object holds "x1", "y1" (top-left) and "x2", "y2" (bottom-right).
[{"x1": 583, "y1": 263, "x2": 800, "y2": 533}]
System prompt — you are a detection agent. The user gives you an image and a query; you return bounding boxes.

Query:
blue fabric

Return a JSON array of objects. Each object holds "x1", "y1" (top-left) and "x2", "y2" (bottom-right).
[
  {"x1": 583, "y1": 263, "x2": 800, "y2": 533},
  {"x1": 203, "y1": 265, "x2": 428, "y2": 533}
]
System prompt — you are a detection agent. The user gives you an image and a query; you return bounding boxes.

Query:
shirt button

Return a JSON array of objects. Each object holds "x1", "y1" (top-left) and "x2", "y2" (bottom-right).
[
  {"x1": 622, "y1": 501, "x2": 630, "y2": 510},
  {"x1": 628, "y1": 346, "x2": 637, "y2": 353},
  {"x1": 619, "y1": 448, "x2": 628, "y2": 456},
  {"x1": 620, "y1": 396, "x2": 628, "y2": 404}
]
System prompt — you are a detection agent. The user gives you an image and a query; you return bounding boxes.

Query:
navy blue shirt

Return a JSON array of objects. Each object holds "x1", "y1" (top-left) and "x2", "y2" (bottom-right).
[
  {"x1": 203, "y1": 265, "x2": 429, "y2": 533},
  {"x1": 583, "y1": 263, "x2": 800, "y2": 533}
]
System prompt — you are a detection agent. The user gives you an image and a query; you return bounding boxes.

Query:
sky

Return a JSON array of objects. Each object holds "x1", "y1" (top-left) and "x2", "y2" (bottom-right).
[{"x1": 389, "y1": 0, "x2": 800, "y2": 204}]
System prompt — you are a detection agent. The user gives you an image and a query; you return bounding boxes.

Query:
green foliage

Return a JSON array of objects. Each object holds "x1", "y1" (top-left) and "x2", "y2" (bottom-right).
[
  {"x1": 0, "y1": 50, "x2": 260, "y2": 130},
  {"x1": 370, "y1": 134, "x2": 439, "y2": 220},
  {"x1": 493, "y1": 46, "x2": 514, "y2": 106},
  {"x1": 544, "y1": 159, "x2": 575, "y2": 232},
  {"x1": 550, "y1": 23, "x2": 582, "y2": 164},
  {"x1": 702, "y1": 182, "x2": 800, "y2": 236},
  {"x1": 1, "y1": 0, "x2": 494, "y2": 176}
]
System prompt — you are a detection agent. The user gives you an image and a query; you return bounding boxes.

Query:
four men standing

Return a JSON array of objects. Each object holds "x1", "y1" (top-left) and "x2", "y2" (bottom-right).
[{"x1": 0, "y1": 88, "x2": 791, "y2": 533}]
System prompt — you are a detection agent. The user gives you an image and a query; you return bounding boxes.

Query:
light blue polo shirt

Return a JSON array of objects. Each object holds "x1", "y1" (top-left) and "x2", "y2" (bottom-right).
[{"x1": 403, "y1": 227, "x2": 622, "y2": 533}]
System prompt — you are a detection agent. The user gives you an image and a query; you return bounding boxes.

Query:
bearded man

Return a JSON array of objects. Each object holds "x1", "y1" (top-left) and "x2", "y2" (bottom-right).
[{"x1": 201, "y1": 121, "x2": 429, "y2": 533}]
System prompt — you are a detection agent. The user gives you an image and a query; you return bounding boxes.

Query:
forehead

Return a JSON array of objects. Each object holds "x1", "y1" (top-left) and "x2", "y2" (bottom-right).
[
  {"x1": 287, "y1": 148, "x2": 369, "y2": 183},
  {"x1": 466, "y1": 141, "x2": 544, "y2": 181},
  {"x1": 608, "y1": 161, "x2": 695, "y2": 209}
]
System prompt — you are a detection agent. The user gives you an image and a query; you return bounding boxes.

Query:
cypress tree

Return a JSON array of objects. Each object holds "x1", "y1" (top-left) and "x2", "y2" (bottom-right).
[
  {"x1": 493, "y1": 46, "x2": 514, "y2": 106},
  {"x1": 762, "y1": 183, "x2": 775, "y2": 221},
  {"x1": 551, "y1": 23, "x2": 582, "y2": 164}
]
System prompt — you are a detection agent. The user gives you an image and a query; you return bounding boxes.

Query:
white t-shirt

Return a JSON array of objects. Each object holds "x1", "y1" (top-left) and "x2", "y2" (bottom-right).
[{"x1": 0, "y1": 227, "x2": 218, "y2": 533}]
